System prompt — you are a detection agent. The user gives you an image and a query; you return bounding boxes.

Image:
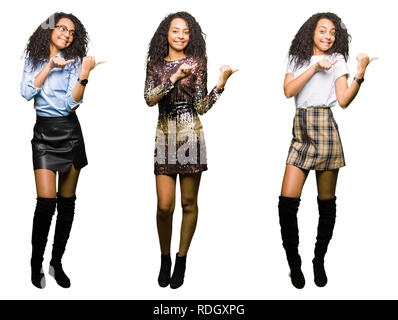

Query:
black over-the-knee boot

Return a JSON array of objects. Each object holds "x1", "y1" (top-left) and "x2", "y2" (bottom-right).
[
  {"x1": 278, "y1": 196, "x2": 305, "y2": 289},
  {"x1": 49, "y1": 194, "x2": 76, "y2": 288},
  {"x1": 313, "y1": 196, "x2": 337, "y2": 287},
  {"x1": 31, "y1": 197, "x2": 57, "y2": 289}
]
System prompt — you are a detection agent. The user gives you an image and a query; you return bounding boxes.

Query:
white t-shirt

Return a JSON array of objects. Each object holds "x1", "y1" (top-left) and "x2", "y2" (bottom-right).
[{"x1": 286, "y1": 53, "x2": 349, "y2": 108}]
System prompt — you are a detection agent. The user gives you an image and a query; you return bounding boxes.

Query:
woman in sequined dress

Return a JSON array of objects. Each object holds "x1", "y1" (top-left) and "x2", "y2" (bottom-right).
[
  {"x1": 144, "y1": 11, "x2": 237, "y2": 289},
  {"x1": 277, "y1": 12, "x2": 376, "y2": 289}
]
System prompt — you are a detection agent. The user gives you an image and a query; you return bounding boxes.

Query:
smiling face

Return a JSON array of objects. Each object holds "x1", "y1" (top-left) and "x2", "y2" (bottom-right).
[
  {"x1": 313, "y1": 18, "x2": 335, "y2": 55},
  {"x1": 50, "y1": 17, "x2": 75, "y2": 54},
  {"x1": 167, "y1": 18, "x2": 189, "y2": 54}
]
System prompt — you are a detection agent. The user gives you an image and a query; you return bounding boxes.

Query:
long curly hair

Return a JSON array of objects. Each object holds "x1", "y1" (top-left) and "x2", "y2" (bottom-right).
[
  {"x1": 147, "y1": 12, "x2": 207, "y2": 64},
  {"x1": 24, "y1": 12, "x2": 89, "y2": 68},
  {"x1": 288, "y1": 12, "x2": 351, "y2": 70}
]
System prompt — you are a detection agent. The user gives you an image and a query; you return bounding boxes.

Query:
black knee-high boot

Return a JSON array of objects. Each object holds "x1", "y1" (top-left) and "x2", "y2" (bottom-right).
[
  {"x1": 31, "y1": 197, "x2": 57, "y2": 289},
  {"x1": 313, "y1": 196, "x2": 337, "y2": 287},
  {"x1": 278, "y1": 196, "x2": 305, "y2": 289},
  {"x1": 49, "y1": 194, "x2": 76, "y2": 288}
]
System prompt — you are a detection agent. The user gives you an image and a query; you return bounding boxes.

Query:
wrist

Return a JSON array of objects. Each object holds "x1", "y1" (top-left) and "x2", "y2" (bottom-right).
[
  {"x1": 170, "y1": 74, "x2": 180, "y2": 84},
  {"x1": 356, "y1": 71, "x2": 365, "y2": 79},
  {"x1": 45, "y1": 63, "x2": 53, "y2": 71},
  {"x1": 79, "y1": 71, "x2": 90, "y2": 79},
  {"x1": 311, "y1": 64, "x2": 319, "y2": 73},
  {"x1": 79, "y1": 68, "x2": 90, "y2": 79},
  {"x1": 217, "y1": 81, "x2": 226, "y2": 89}
]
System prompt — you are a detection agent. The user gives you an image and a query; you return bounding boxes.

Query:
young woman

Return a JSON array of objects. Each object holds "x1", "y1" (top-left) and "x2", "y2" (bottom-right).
[
  {"x1": 144, "y1": 12, "x2": 237, "y2": 289},
  {"x1": 21, "y1": 12, "x2": 102, "y2": 288},
  {"x1": 278, "y1": 12, "x2": 376, "y2": 289}
]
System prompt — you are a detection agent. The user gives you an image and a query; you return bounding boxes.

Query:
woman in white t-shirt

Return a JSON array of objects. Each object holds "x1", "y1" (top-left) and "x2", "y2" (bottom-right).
[{"x1": 278, "y1": 12, "x2": 376, "y2": 289}]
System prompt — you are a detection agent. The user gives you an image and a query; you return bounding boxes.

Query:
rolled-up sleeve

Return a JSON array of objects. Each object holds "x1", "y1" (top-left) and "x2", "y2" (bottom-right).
[
  {"x1": 20, "y1": 59, "x2": 41, "y2": 101},
  {"x1": 64, "y1": 60, "x2": 83, "y2": 112}
]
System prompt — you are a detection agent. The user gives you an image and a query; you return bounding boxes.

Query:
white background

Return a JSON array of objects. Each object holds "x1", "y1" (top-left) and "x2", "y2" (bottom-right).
[{"x1": 0, "y1": 0, "x2": 395, "y2": 300}]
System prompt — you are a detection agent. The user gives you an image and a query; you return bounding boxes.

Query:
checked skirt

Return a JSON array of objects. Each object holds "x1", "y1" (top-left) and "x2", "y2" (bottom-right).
[{"x1": 286, "y1": 107, "x2": 345, "y2": 171}]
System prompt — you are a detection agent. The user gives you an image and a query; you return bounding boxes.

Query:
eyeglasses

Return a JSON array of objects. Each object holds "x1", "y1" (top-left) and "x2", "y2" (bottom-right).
[{"x1": 54, "y1": 25, "x2": 76, "y2": 37}]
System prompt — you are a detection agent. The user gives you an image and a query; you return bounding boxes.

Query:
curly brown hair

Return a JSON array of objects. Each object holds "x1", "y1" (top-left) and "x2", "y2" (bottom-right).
[
  {"x1": 24, "y1": 12, "x2": 89, "y2": 68},
  {"x1": 288, "y1": 12, "x2": 351, "y2": 70},
  {"x1": 147, "y1": 12, "x2": 207, "y2": 64}
]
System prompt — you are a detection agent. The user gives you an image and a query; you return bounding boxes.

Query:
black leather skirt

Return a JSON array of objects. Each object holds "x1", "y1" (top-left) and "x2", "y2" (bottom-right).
[{"x1": 31, "y1": 113, "x2": 88, "y2": 172}]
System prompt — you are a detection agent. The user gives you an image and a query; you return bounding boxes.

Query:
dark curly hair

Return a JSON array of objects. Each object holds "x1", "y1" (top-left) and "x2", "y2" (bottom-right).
[
  {"x1": 288, "y1": 12, "x2": 351, "y2": 70},
  {"x1": 147, "y1": 11, "x2": 207, "y2": 64},
  {"x1": 24, "y1": 12, "x2": 89, "y2": 68}
]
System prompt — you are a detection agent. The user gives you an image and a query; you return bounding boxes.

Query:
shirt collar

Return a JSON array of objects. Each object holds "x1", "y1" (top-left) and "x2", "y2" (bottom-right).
[
  {"x1": 52, "y1": 51, "x2": 64, "y2": 59},
  {"x1": 41, "y1": 51, "x2": 64, "y2": 62}
]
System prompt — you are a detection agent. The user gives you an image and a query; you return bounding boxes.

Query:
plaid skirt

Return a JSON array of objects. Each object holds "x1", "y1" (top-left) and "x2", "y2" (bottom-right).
[{"x1": 286, "y1": 107, "x2": 345, "y2": 170}]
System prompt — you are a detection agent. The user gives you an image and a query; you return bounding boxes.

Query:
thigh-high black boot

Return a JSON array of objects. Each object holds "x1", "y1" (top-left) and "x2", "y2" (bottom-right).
[
  {"x1": 49, "y1": 194, "x2": 76, "y2": 288},
  {"x1": 278, "y1": 196, "x2": 305, "y2": 289},
  {"x1": 31, "y1": 197, "x2": 57, "y2": 289},
  {"x1": 313, "y1": 196, "x2": 337, "y2": 287}
]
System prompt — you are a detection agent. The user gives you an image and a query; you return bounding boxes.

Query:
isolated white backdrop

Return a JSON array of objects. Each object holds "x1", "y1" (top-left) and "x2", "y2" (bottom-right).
[{"x1": 0, "y1": 0, "x2": 395, "y2": 300}]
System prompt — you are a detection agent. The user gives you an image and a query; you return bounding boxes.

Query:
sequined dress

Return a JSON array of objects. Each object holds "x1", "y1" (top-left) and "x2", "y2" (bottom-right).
[{"x1": 144, "y1": 57, "x2": 223, "y2": 175}]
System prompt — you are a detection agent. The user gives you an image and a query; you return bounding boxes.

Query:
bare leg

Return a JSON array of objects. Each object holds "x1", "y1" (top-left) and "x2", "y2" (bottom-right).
[
  {"x1": 281, "y1": 164, "x2": 309, "y2": 198},
  {"x1": 169, "y1": 172, "x2": 201, "y2": 289},
  {"x1": 156, "y1": 174, "x2": 177, "y2": 255},
  {"x1": 315, "y1": 169, "x2": 339, "y2": 200},
  {"x1": 58, "y1": 164, "x2": 80, "y2": 197},
  {"x1": 178, "y1": 173, "x2": 201, "y2": 257},
  {"x1": 34, "y1": 169, "x2": 57, "y2": 198},
  {"x1": 156, "y1": 174, "x2": 176, "y2": 287}
]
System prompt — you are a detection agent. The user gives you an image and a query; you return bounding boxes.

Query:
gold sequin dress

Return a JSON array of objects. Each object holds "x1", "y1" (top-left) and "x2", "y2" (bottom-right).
[{"x1": 144, "y1": 57, "x2": 223, "y2": 175}]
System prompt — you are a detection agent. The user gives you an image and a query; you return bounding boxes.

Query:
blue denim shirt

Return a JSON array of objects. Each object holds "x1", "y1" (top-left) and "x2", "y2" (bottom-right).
[{"x1": 21, "y1": 52, "x2": 83, "y2": 117}]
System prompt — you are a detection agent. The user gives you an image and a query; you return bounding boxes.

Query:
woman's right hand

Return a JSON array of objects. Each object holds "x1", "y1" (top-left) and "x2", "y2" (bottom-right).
[
  {"x1": 171, "y1": 63, "x2": 197, "y2": 83},
  {"x1": 49, "y1": 57, "x2": 75, "y2": 69},
  {"x1": 313, "y1": 59, "x2": 337, "y2": 72}
]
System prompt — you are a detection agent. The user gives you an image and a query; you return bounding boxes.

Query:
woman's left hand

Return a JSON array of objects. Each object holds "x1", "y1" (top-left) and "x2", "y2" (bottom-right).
[
  {"x1": 356, "y1": 53, "x2": 377, "y2": 77},
  {"x1": 81, "y1": 56, "x2": 104, "y2": 76},
  {"x1": 217, "y1": 65, "x2": 238, "y2": 89}
]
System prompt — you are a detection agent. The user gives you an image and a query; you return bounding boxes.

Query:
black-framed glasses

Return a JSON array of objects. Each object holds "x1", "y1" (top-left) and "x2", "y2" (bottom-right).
[{"x1": 54, "y1": 25, "x2": 76, "y2": 37}]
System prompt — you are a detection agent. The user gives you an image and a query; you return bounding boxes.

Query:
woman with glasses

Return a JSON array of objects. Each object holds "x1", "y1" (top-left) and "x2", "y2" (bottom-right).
[
  {"x1": 278, "y1": 12, "x2": 376, "y2": 289},
  {"x1": 144, "y1": 11, "x2": 237, "y2": 289},
  {"x1": 21, "y1": 12, "x2": 102, "y2": 289}
]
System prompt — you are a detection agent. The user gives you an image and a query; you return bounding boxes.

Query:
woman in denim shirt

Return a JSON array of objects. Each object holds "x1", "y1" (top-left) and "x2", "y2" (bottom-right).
[{"x1": 21, "y1": 12, "x2": 102, "y2": 289}]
